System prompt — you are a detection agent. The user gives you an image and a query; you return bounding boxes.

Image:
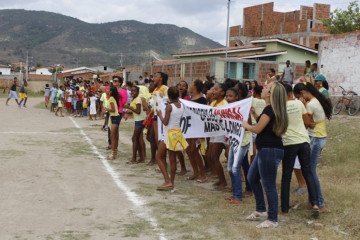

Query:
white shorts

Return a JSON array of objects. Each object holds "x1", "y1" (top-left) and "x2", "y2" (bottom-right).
[
  {"x1": 293, "y1": 156, "x2": 301, "y2": 169},
  {"x1": 8, "y1": 90, "x2": 18, "y2": 99},
  {"x1": 210, "y1": 135, "x2": 226, "y2": 144}
]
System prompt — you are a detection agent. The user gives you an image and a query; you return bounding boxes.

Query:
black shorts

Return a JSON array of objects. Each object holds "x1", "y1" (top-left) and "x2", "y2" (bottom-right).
[
  {"x1": 110, "y1": 115, "x2": 121, "y2": 125},
  {"x1": 76, "y1": 101, "x2": 83, "y2": 110}
]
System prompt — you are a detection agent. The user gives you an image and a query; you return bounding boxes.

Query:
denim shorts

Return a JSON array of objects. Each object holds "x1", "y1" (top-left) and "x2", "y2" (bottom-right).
[
  {"x1": 135, "y1": 120, "x2": 145, "y2": 128},
  {"x1": 110, "y1": 115, "x2": 121, "y2": 125},
  {"x1": 153, "y1": 115, "x2": 158, "y2": 121}
]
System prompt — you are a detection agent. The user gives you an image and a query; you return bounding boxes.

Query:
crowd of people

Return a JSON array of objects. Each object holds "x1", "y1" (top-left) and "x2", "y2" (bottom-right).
[{"x1": 5, "y1": 61, "x2": 332, "y2": 229}]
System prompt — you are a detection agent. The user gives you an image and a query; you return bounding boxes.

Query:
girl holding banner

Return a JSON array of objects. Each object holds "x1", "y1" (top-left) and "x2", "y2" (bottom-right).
[
  {"x1": 209, "y1": 83, "x2": 228, "y2": 191},
  {"x1": 242, "y1": 82, "x2": 288, "y2": 228},
  {"x1": 156, "y1": 87, "x2": 188, "y2": 190},
  {"x1": 225, "y1": 87, "x2": 251, "y2": 204}
]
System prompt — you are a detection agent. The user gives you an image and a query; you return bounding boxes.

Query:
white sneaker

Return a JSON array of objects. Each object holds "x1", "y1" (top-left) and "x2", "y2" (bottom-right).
[
  {"x1": 256, "y1": 220, "x2": 278, "y2": 229},
  {"x1": 246, "y1": 211, "x2": 268, "y2": 221}
]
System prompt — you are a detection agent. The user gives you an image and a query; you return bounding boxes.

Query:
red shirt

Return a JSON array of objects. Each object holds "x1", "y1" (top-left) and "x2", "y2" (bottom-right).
[{"x1": 77, "y1": 90, "x2": 83, "y2": 101}]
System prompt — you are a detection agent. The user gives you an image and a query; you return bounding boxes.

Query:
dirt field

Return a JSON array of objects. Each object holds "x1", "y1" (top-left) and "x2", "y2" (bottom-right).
[{"x1": 1, "y1": 97, "x2": 359, "y2": 240}]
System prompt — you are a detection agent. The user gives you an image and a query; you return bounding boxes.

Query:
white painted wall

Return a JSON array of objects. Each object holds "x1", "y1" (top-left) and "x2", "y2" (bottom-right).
[
  {"x1": 0, "y1": 67, "x2": 11, "y2": 75},
  {"x1": 318, "y1": 32, "x2": 360, "y2": 96},
  {"x1": 35, "y1": 68, "x2": 52, "y2": 75}
]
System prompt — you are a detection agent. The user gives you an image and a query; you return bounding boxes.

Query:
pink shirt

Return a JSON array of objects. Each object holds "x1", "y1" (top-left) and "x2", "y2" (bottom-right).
[{"x1": 118, "y1": 88, "x2": 128, "y2": 114}]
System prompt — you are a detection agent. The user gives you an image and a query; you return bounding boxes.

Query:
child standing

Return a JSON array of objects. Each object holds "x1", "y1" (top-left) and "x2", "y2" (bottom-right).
[
  {"x1": 156, "y1": 87, "x2": 188, "y2": 190},
  {"x1": 19, "y1": 81, "x2": 28, "y2": 108},
  {"x1": 44, "y1": 84, "x2": 50, "y2": 108},
  {"x1": 89, "y1": 92, "x2": 97, "y2": 120},
  {"x1": 55, "y1": 85, "x2": 65, "y2": 117},
  {"x1": 124, "y1": 86, "x2": 146, "y2": 164}
]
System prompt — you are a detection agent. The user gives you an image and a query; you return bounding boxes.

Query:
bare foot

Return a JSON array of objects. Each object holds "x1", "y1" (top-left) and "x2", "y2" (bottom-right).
[
  {"x1": 212, "y1": 181, "x2": 220, "y2": 187},
  {"x1": 178, "y1": 170, "x2": 188, "y2": 176},
  {"x1": 146, "y1": 160, "x2": 156, "y2": 166},
  {"x1": 186, "y1": 175, "x2": 198, "y2": 180},
  {"x1": 157, "y1": 182, "x2": 173, "y2": 190}
]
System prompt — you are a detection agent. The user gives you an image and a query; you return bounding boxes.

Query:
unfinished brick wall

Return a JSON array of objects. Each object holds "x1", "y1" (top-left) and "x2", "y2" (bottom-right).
[
  {"x1": 230, "y1": 26, "x2": 241, "y2": 38},
  {"x1": 142, "y1": 61, "x2": 211, "y2": 86},
  {"x1": 294, "y1": 64, "x2": 306, "y2": 80},
  {"x1": 314, "y1": 3, "x2": 330, "y2": 20},
  {"x1": 257, "y1": 62, "x2": 279, "y2": 85}
]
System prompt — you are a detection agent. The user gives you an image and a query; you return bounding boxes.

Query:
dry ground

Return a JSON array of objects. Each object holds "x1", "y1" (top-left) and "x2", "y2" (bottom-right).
[{"x1": 0, "y1": 96, "x2": 359, "y2": 240}]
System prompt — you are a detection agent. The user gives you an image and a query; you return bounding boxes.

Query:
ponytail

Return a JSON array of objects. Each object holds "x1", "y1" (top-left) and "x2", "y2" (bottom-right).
[
  {"x1": 270, "y1": 82, "x2": 288, "y2": 136},
  {"x1": 293, "y1": 82, "x2": 332, "y2": 119}
]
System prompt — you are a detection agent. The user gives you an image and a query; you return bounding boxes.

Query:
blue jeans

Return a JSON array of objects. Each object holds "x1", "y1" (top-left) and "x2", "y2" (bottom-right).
[
  {"x1": 247, "y1": 147, "x2": 284, "y2": 222},
  {"x1": 227, "y1": 144, "x2": 250, "y2": 200},
  {"x1": 309, "y1": 136, "x2": 327, "y2": 208}
]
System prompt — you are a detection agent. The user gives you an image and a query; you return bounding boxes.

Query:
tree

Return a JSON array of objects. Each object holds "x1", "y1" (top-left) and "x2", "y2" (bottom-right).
[{"x1": 322, "y1": 1, "x2": 360, "y2": 34}]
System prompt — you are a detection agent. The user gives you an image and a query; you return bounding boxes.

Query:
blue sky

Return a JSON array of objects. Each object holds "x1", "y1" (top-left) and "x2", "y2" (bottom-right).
[{"x1": 0, "y1": 0, "x2": 350, "y2": 44}]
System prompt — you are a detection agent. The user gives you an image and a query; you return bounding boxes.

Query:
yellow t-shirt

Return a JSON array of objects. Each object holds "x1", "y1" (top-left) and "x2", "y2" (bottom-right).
[
  {"x1": 152, "y1": 85, "x2": 168, "y2": 115},
  {"x1": 282, "y1": 100, "x2": 310, "y2": 146},
  {"x1": 138, "y1": 85, "x2": 151, "y2": 103},
  {"x1": 241, "y1": 130, "x2": 251, "y2": 146},
  {"x1": 306, "y1": 98, "x2": 327, "y2": 137},
  {"x1": 210, "y1": 98, "x2": 227, "y2": 107},
  {"x1": 107, "y1": 96, "x2": 119, "y2": 117},
  {"x1": 130, "y1": 96, "x2": 145, "y2": 121},
  {"x1": 251, "y1": 98, "x2": 266, "y2": 124}
]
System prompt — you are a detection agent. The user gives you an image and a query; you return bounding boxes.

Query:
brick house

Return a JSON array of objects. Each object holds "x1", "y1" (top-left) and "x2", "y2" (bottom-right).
[
  {"x1": 142, "y1": 39, "x2": 317, "y2": 85},
  {"x1": 58, "y1": 67, "x2": 97, "y2": 81},
  {"x1": 230, "y1": 2, "x2": 331, "y2": 49}
]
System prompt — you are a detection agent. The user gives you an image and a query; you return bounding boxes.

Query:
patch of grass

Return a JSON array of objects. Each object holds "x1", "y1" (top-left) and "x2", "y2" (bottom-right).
[
  {"x1": 0, "y1": 149, "x2": 26, "y2": 159},
  {"x1": 122, "y1": 219, "x2": 147, "y2": 238},
  {"x1": 45, "y1": 231, "x2": 90, "y2": 240}
]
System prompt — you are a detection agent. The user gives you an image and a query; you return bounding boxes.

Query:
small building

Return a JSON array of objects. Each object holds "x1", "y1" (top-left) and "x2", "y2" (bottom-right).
[
  {"x1": 318, "y1": 31, "x2": 360, "y2": 96},
  {"x1": 99, "y1": 71, "x2": 124, "y2": 82},
  {"x1": 35, "y1": 67, "x2": 52, "y2": 75},
  {"x1": 0, "y1": 64, "x2": 11, "y2": 75},
  {"x1": 58, "y1": 67, "x2": 97, "y2": 80},
  {"x1": 230, "y1": 2, "x2": 331, "y2": 49},
  {"x1": 90, "y1": 66, "x2": 116, "y2": 74}
]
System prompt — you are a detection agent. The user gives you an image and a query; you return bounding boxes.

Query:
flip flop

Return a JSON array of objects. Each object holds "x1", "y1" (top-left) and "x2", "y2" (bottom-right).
[
  {"x1": 156, "y1": 186, "x2": 173, "y2": 191},
  {"x1": 195, "y1": 178, "x2": 208, "y2": 183}
]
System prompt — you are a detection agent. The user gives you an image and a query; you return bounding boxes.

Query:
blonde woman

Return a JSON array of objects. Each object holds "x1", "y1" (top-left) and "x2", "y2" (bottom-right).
[{"x1": 242, "y1": 82, "x2": 288, "y2": 228}]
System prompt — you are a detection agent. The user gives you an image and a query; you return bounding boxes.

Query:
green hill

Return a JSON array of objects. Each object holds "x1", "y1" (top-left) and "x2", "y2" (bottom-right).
[{"x1": 0, "y1": 9, "x2": 222, "y2": 68}]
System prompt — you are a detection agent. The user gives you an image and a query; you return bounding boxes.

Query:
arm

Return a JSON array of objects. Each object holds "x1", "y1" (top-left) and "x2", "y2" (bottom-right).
[
  {"x1": 302, "y1": 113, "x2": 313, "y2": 128},
  {"x1": 108, "y1": 102, "x2": 116, "y2": 113},
  {"x1": 141, "y1": 97, "x2": 149, "y2": 111},
  {"x1": 156, "y1": 104, "x2": 172, "y2": 126},
  {"x1": 281, "y1": 71, "x2": 284, "y2": 81},
  {"x1": 250, "y1": 107, "x2": 259, "y2": 120},
  {"x1": 242, "y1": 113, "x2": 271, "y2": 134},
  {"x1": 125, "y1": 103, "x2": 141, "y2": 114}
]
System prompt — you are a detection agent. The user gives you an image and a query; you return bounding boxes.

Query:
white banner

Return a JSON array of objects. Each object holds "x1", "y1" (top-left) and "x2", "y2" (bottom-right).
[{"x1": 156, "y1": 95, "x2": 253, "y2": 163}]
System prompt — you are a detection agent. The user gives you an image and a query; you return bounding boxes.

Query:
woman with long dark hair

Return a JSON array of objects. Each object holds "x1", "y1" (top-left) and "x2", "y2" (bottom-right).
[
  {"x1": 293, "y1": 82, "x2": 332, "y2": 213},
  {"x1": 242, "y1": 82, "x2": 288, "y2": 228},
  {"x1": 105, "y1": 86, "x2": 120, "y2": 160}
]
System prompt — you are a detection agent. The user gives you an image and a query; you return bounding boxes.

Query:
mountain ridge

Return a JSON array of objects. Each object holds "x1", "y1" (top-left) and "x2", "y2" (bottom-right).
[{"x1": 0, "y1": 9, "x2": 222, "y2": 68}]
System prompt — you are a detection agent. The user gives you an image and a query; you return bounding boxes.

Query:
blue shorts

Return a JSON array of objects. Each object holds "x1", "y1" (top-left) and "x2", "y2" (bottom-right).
[
  {"x1": 153, "y1": 115, "x2": 157, "y2": 121},
  {"x1": 110, "y1": 115, "x2": 121, "y2": 125},
  {"x1": 8, "y1": 90, "x2": 18, "y2": 99},
  {"x1": 135, "y1": 120, "x2": 145, "y2": 128}
]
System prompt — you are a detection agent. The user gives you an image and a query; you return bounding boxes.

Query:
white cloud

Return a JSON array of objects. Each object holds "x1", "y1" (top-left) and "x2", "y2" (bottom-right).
[{"x1": 0, "y1": 0, "x2": 350, "y2": 45}]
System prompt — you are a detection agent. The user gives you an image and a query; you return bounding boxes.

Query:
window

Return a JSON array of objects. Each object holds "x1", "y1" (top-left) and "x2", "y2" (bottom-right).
[
  {"x1": 180, "y1": 64, "x2": 185, "y2": 78},
  {"x1": 315, "y1": 43, "x2": 319, "y2": 49}
]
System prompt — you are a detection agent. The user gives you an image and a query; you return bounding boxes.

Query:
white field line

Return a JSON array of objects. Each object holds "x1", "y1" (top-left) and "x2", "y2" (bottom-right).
[{"x1": 69, "y1": 117, "x2": 167, "y2": 240}]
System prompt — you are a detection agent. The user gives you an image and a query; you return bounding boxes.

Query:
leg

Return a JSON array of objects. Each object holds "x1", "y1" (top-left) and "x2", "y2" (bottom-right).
[
  {"x1": 177, "y1": 151, "x2": 187, "y2": 175},
  {"x1": 294, "y1": 169, "x2": 307, "y2": 190},
  {"x1": 23, "y1": 97, "x2": 28, "y2": 106},
  {"x1": 131, "y1": 127, "x2": 142, "y2": 163},
  {"x1": 242, "y1": 153, "x2": 252, "y2": 193},
  {"x1": 247, "y1": 152, "x2": 266, "y2": 213},
  {"x1": 281, "y1": 145, "x2": 298, "y2": 214},
  {"x1": 211, "y1": 143, "x2": 226, "y2": 188},
  {"x1": 169, "y1": 151, "x2": 177, "y2": 186},
  {"x1": 297, "y1": 142, "x2": 319, "y2": 208},
  {"x1": 309, "y1": 137, "x2": 327, "y2": 208},
  {"x1": 206, "y1": 142, "x2": 216, "y2": 177},
  {"x1": 146, "y1": 124, "x2": 157, "y2": 165},
  {"x1": 186, "y1": 139, "x2": 199, "y2": 180},
  {"x1": 231, "y1": 144, "x2": 249, "y2": 200},
  {"x1": 258, "y1": 148, "x2": 283, "y2": 223},
  {"x1": 157, "y1": 141, "x2": 171, "y2": 188},
  {"x1": 139, "y1": 131, "x2": 145, "y2": 162}
]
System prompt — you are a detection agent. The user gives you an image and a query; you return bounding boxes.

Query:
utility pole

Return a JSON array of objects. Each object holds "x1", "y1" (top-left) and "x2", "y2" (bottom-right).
[
  {"x1": 225, "y1": 0, "x2": 231, "y2": 79},
  {"x1": 26, "y1": 51, "x2": 29, "y2": 81}
]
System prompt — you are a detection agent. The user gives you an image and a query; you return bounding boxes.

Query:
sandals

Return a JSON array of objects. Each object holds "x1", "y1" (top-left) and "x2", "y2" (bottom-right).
[
  {"x1": 256, "y1": 220, "x2": 278, "y2": 229},
  {"x1": 246, "y1": 211, "x2": 268, "y2": 221}
]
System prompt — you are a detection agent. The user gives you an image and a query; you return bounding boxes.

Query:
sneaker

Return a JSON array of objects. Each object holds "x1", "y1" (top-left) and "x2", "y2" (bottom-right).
[
  {"x1": 296, "y1": 188, "x2": 307, "y2": 195},
  {"x1": 246, "y1": 211, "x2": 268, "y2": 221},
  {"x1": 18, "y1": 103, "x2": 21, "y2": 108}
]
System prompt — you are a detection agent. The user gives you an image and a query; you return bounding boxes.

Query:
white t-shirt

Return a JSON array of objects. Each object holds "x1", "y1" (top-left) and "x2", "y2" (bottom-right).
[{"x1": 67, "y1": 89, "x2": 73, "y2": 102}]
